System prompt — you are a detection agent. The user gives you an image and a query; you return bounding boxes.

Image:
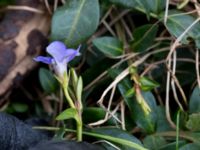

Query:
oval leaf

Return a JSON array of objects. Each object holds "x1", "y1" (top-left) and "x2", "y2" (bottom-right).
[
  {"x1": 139, "y1": 76, "x2": 159, "y2": 91},
  {"x1": 143, "y1": 135, "x2": 167, "y2": 150},
  {"x1": 56, "y1": 108, "x2": 78, "y2": 121},
  {"x1": 180, "y1": 143, "x2": 200, "y2": 150},
  {"x1": 92, "y1": 127, "x2": 143, "y2": 150},
  {"x1": 39, "y1": 68, "x2": 59, "y2": 93},
  {"x1": 189, "y1": 86, "x2": 200, "y2": 113},
  {"x1": 82, "y1": 107, "x2": 117, "y2": 125},
  {"x1": 131, "y1": 24, "x2": 158, "y2": 52},
  {"x1": 93, "y1": 36, "x2": 123, "y2": 57},
  {"x1": 51, "y1": 0, "x2": 100, "y2": 47},
  {"x1": 164, "y1": 10, "x2": 200, "y2": 49}
]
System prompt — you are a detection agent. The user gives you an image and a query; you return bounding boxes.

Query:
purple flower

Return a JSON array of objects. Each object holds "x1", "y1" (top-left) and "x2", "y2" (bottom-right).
[{"x1": 34, "y1": 41, "x2": 81, "y2": 77}]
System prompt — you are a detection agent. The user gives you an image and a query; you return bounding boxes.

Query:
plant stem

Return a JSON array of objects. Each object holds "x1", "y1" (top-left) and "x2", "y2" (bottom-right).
[
  {"x1": 63, "y1": 85, "x2": 75, "y2": 108},
  {"x1": 77, "y1": 119, "x2": 82, "y2": 141}
]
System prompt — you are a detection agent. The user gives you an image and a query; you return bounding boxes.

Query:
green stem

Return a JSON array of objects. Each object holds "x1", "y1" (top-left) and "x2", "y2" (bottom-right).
[
  {"x1": 77, "y1": 119, "x2": 82, "y2": 141},
  {"x1": 63, "y1": 85, "x2": 75, "y2": 108}
]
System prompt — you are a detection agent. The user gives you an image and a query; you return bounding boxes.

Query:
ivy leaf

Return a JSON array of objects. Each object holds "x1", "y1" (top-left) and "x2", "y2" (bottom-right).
[{"x1": 51, "y1": 0, "x2": 100, "y2": 47}]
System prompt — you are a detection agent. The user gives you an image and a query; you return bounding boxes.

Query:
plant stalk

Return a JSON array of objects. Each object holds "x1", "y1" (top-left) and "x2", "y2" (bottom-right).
[
  {"x1": 63, "y1": 85, "x2": 75, "y2": 108},
  {"x1": 77, "y1": 119, "x2": 83, "y2": 141}
]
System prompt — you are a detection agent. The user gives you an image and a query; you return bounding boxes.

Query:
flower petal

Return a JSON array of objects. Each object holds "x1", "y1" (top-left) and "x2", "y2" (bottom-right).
[
  {"x1": 65, "y1": 45, "x2": 81, "y2": 63},
  {"x1": 33, "y1": 56, "x2": 53, "y2": 64},
  {"x1": 46, "y1": 41, "x2": 67, "y2": 62}
]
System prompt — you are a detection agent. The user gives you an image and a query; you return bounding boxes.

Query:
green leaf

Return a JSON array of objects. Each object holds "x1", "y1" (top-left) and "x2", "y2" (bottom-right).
[
  {"x1": 143, "y1": 135, "x2": 167, "y2": 150},
  {"x1": 76, "y1": 76, "x2": 83, "y2": 103},
  {"x1": 93, "y1": 36, "x2": 123, "y2": 57},
  {"x1": 109, "y1": 0, "x2": 138, "y2": 8},
  {"x1": 11, "y1": 102, "x2": 28, "y2": 113},
  {"x1": 159, "y1": 141, "x2": 187, "y2": 150},
  {"x1": 56, "y1": 108, "x2": 78, "y2": 121},
  {"x1": 92, "y1": 128, "x2": 143, "y2": 150},
  {"x1": 39, "y1": 68, "x2": 59, "y2": 93},
  {"x1": 132, "y1": 24, "x2": 158, "y2": 52},
  {"x1": 164, "y1": 10, "x2": 200, "y2": 49},
  {"x1": 108, "y1": 68, "x2": 157, "y2": 133},
  {"x1": 70, "y1": 68, "x2": 78, "y2": 88},
  {"x1": 109, "y1": 0, "x2": 165, "y2": 16},
  {"x1": 82, "y1": 107, "x2": 117, "y2": 125},
  {"x1": 51, "y1": 0, "x2": 100, "y2": 47},
  {"x1": 180, "y1": 143, "x2": 200, "y2": 150},
  {"x1": 139, "y1": 76, "x2": 159, "y2": 91},
  {"x1": 155, "y1": 106, "x2": 172, "y2": 132},
  {"x1": 145, "y1": 0, "x2": 165, "y2": 14},
  {"x1": 186, "y1": 113, "x2": 200, "y2": 131},
  {"x1": 189, "y1": 86, "x2": 200, "y2": 113}
]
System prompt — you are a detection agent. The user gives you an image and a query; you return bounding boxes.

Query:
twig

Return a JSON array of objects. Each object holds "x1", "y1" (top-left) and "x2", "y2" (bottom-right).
[
  {"x1": 196, "y1": 48, "x2": 200, "y2": 88},
  {"x1": 98, "y1": 49, "x2": 168, "y2": 105},
  {"x1": 164, "y1": 0, "x2": 170, "y2": 25},
  {"x1": 171, "y1": 51, "x2": 184, "y2": 111},
  {"x1": 120, "y1": 101, "x2": 126, "y2": 130},
  {"x1": 165, "y1": 55, "x2": 177, "y2": 129},
  {"x1": 6, "y1": 5, "x2": 44, "y2": 14},
  {"x1": 44, "y1": 0, "x2": 52, "y2": 14}
]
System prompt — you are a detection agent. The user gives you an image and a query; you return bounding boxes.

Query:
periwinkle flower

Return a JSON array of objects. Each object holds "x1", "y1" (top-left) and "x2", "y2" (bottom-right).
[{"x1": 34, "y1": 41, "x2": 81, "y2": 78}]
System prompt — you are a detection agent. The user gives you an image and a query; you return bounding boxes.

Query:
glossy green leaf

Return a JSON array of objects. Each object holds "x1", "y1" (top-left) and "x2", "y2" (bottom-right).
[
  {"x1": 143, "y1": 135, "x2": 167, "y2": 150},
  {"x1": 39, "y1": 68, "x2": 59, "y2": 93},
  {"x1": 159, "y1": 141, "x2": 187, "y2": 150},
  {"x1": 139, "y1": 76, "x2": 159, "y2": 91},
  {"x1": 56, "y1": 108, "x2": 78, "y2": 121},
  {"x1": 164, "y1": 10, "x2": 200, "y2": 49},
  {"x1": 82, "y1": 107, "x2": 116, "y2": 125},
  {"x1": 109, "y1": 0, "x2": 165, "y2": 16},
  {"x1": 132, "y1": 24, "x2": 158, "y2": 52},
  {"x1": 81, "y1": 129, "x2": 148, "y2": 150},
  {"x1": 186, "y1": 113, "x2": 200, "y2": 131},
  {"x1": 51, "y1": 0, "x2": 100, "y2": 47},
  {"x1": 92, "y1": 128, "x2": 143, "y2": 150},
  {"x1": 189, "y1": 86, "x2": 200, "y2": 113},
  {"x1": 108, "y1": 68, "x2": 158, "y2": 133},
  {"x1": 180, "y1": 143, "x2": 200, "y2": 150},
  {"x1": 146, "y1": 0, "x2": 165, "y2": 14},
  {"x1": 93, "y1": 36, "x2": 123, "y2": 57}
]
